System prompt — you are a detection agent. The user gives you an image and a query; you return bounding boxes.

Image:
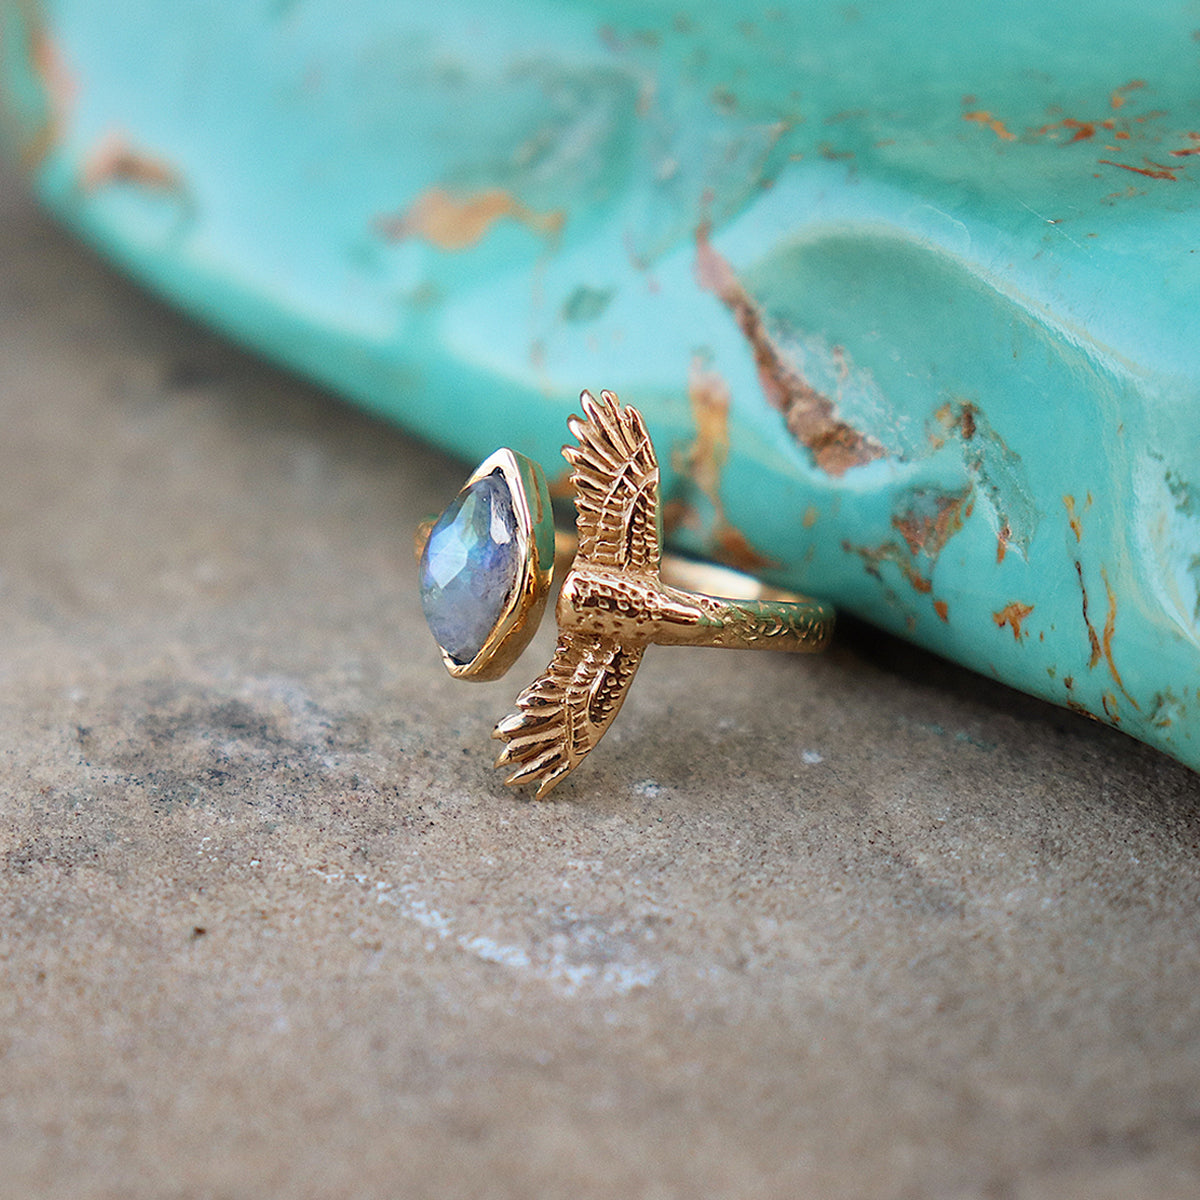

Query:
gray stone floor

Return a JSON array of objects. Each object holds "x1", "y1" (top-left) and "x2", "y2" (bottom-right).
[{"x1": 2, "y1": 160, "x2": 1200, "y2": 1200}]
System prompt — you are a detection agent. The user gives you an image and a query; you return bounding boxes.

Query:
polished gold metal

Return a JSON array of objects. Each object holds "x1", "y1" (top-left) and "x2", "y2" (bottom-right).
[
  {"x1": 492, "y1": 389, "x2": 834, "y2": 797},
  {"x1": 417, "y1": 390, "x2": 834, "y2": 797}
]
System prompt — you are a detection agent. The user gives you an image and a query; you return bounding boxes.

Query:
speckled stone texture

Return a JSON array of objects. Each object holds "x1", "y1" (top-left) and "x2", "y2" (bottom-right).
[{"x1": 2, "y1": 160, "x2": 1200, "y2": 1200}]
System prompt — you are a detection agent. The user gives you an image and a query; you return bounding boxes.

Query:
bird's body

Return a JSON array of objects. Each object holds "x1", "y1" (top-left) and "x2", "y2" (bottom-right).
[{"x1": 558, "y1": 569, "x2": 709, "y2": 639}]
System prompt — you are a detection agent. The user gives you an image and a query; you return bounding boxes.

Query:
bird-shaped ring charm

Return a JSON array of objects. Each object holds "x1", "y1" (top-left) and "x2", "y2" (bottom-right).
[{"x1": 418, "y1": 389, "x2": 834, "y2": 798}]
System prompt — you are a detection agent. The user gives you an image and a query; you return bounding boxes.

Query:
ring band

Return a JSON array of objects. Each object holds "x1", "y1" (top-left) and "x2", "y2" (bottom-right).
[{"x1": 417, "y1": 389, "x2": 834, "y2": 797}]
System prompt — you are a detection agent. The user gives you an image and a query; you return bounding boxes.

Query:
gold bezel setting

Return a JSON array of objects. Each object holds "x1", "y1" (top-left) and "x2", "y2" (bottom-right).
[{"x1": 418, "y1": 448, "x2": 554, "y2": 683}]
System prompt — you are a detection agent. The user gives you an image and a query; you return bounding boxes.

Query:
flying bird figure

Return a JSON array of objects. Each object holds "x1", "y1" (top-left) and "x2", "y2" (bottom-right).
[{"x1": 493, "y1": 387, "x2": 835, "y2": 798}]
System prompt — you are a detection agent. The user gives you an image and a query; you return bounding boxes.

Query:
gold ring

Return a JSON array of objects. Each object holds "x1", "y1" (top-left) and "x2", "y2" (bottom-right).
[{"x1": 417, "y1": 389, "x2": 835, "y2": 797}]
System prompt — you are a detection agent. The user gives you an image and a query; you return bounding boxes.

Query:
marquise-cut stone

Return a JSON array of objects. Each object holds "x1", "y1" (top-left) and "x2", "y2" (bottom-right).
[{"x1": 419, "y1": 470, "x2": 522, "y2": 665}]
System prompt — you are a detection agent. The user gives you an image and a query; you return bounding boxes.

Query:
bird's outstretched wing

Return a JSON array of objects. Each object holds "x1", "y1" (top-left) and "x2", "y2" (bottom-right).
[
  {"x1": 563, "y1": 389, "x2": 661, "y2": 576},
  {"x1": 492, "y1": 633, "x2": 644, "y2": 798}
]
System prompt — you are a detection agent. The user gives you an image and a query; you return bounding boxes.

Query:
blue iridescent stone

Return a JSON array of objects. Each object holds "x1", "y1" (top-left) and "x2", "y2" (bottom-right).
[{"x1": 419, "y1": 471, "x2": 522, "y2": 665}]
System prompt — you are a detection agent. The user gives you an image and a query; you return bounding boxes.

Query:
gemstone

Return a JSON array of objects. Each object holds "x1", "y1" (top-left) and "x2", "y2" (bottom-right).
[{"x1": 419, "y1": 470, "x2": 523, "y2": 665}]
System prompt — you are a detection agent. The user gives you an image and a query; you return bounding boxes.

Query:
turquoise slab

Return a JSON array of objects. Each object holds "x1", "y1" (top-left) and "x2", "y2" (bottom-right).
[{"x1": 2, "y1": 0, "x2": 1198, "y2": 769}]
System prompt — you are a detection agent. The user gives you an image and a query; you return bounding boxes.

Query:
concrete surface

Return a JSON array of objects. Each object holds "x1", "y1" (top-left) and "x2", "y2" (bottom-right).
[{"x1": 2, "y1": 160, "x2": 1200, "y2": 1200}]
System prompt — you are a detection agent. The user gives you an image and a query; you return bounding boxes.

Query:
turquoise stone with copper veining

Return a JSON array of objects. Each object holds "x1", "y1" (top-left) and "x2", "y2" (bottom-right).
[
  {"x1": 9, "y1": 0, "x2": 1200, "y2": 772},
  {"x1": 420, "y1": 472, "x2": 521, "y2": 666}
]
